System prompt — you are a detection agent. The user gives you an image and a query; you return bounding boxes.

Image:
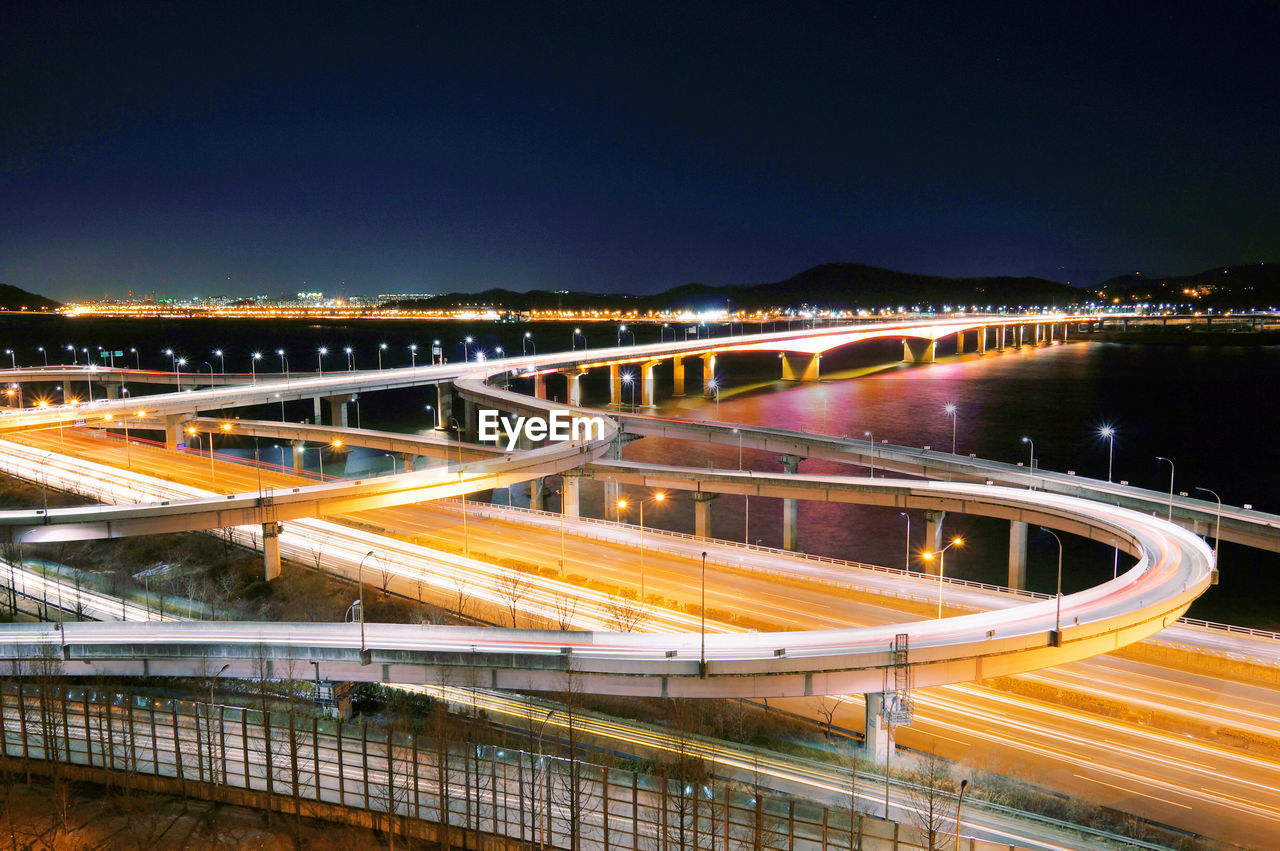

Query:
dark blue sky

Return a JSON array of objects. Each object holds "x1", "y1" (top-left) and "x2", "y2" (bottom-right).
[{"x1": 3, "y1": 1, "x2": 1277, "y2": 301}]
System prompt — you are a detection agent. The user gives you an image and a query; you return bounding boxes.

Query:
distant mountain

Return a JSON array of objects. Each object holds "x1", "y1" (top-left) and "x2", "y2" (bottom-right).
[
  {"x1": 1098, "y1": 264, "x2": 1280, "y2": 308},
  {"x1": 0, "y1": 283, "x2": 60, "y2": 311},
  {"x1": 384, "y1": 262, "x2": 1084, "y2": 312}
]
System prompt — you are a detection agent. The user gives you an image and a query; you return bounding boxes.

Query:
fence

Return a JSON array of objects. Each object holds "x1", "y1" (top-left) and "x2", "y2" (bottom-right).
[{"x1": 0, "y1": 680, "x2": 1012, "y2": 851}]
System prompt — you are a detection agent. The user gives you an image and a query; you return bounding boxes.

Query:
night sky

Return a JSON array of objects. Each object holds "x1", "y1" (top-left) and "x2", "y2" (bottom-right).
[{"x1": 3, "y1": 1, "x2": 1278, "y2": 301}]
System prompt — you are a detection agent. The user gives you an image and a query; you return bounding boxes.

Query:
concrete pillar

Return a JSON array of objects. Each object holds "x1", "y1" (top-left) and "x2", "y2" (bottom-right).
[
  {"x1": 672, "y1": 356, "x2": 686, "y2": 396},
  {"x1": 562, "y1": 370, "x2": 585, "y2": 406},
  {"x1": 693, "y1": 492, "x2": 717, "y2": 538},
  {"x1": 290, "y1": 440, "x2": 304, "y2": 473},
  {"x1": 436, "y1": 384, "x2": 452, "y2": 429},
  {"x1": 262, "y1": 522, "x2": 283, "y2": 581},
  {"x1": 327, "y1": 396, "x2": 349, "y2": 428},
  {"x1": 779, "y1": 453, "x2": 803, "y2": 551},
  {"x1": 640, "y1": 360, "x2": 660, "y2": 407},
  {"x1": 1017, "y1": 325, "x2": 1025, "y2": 346},
  {"x1": 1008, "y1": 520, "x2": 1028, "y2": 590},
  {"x1": 699, "y1": 353, "x2": 717, "y2": 396},
  {"x1": 530, "y1": 477, "x2": 545, "y2": 511},
  {"x1": 864, "y1": 692, "x2": 889, "y2": 763},
  {"x1": 922, "y1": 510, "x2": 946, "y2": 573},
  {"x1": 105, "y1": 384, "x2": 120, "y2": 400},
  {"x1": 533, "y1": 373, "x2": 547, "y2": 400},
  {"x1": 902, "y1": 338, "x2": 937, "y2": 364},
  {"x1": 977, "y1": 326, "x2": 987, "y2": 354},
  {"x1": 609, "y1": 363, "x2": 623, "y2": 407},
  {"x1": 603, "y1": 438, "x2": 623, "y2": 520},
  {"x1": 956, "y1": 331, "x2": 967, "y2": 354},
  {"x1": 1049, "y1": 323, "x2": 1057, "y2": 343},
  {"x1": 780, "y1": 353, "x2": 821, "y2": 381},
  {"x1": 562, "y1": 469, "x2": 583, "y2": 518},
  {"x1": 163, "y1": 414, "x2": 188, "y2": 450},
  {"x1": 313, "y1": 397, "x2": 322, "y2": 421}
]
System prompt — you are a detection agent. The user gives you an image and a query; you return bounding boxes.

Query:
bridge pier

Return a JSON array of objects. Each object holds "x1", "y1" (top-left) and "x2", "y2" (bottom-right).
[
  {"x1": 864, "y1": 692, "x2": 889, "y2": 762},
  {"x1": 561, "y1": 468, "x2": 584, "y2": 517},
  {"x1": 672, "y1": 356, "x2": 685, "y2": 396},
  {"x1": 609, "y1": 363, "x2": 623, "y2": 407},
  {"x1": 693, "y1": 491, "x2": 717, "y2": 538},
  {"x1": 326, "y1": 396, "x2": 349, "y2": 428},
  {"x1": 779, "y1": 453, "x2": 804, "y2": 551},
  {"x1": 956, "y1": 331, "x2": 967, "y2": 354},
  {"x1": 463, "y1": 399, "x2": 476, "y2": 439},
  {"x1": 290, "y1": 440, "x2": 305, "y2": 473},
  {"x1": 978, "y1": 326, "x2": 988, "y2": 354},
  {"x1": 640, "y1": 360, "x2": 660, "y2": 407},
  {"x1": 1008, "y1": 520, "x2": 1028, "y2": 589},
  {"x1": 530, "y1": 477, "x2": 546, "y2": 511},
  {"x1": 262, "y1": 522, "x2": 283, "y2": 581},
  {"x1": 699, "y1": 353, "x2": 717, "y2": 396},
  {"x1": 312, "y1": 396, "x2": 322, "y2": 422},
  {"x1": 435, "y1": 384, "x2": 451, "y2": 429},
  {"x1": 902, "y1": 338, "x2": 936, "y2": 364},
  {"x1": 561, "y1": 369, "x2": 585, "y2": 406},
  {"x1": 780, "y1": 353, "x2": 821, "y2": 382},
  {"x1": 922, "y1": 510, "x2": 946, "y2": 571},
  {"x1": 163, "y1": 414, "x2": 189, "y2": 450},
  {"x1": 603, "y1": 438, "x2": 623, "y2": 520},
  {"x1": 532, "y1": 372, "x2": 547, "y2": 400}
]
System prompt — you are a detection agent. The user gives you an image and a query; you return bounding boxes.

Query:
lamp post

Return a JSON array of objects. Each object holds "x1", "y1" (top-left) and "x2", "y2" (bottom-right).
[
  {"x1": 67, "y1": 344, "x2": 77, "y2": 365},
  {"x1": 345, "y1": 346, "x2": 354, "y2": 370},
  {"x1": 900, "y1": 512, "x2": 911, "y2": 571},
  {"x1": 208, "y1": 662, "x2": 231, "y2": 786},
  {"x1": 1156, "y1": 456, "x2": 1175, "y2": 520},
  {"x1": 1195, "y1": 487, "x2": 1222, "y2": 568},
  {"x1": 37, "y1": 346, "x2": 47, "y2": 366},
  {"x1": 707, "y1": 378, "x2": 720, "y2": 419},
  {"x1": 251, "y1": 352, "x2": 261, "y2": 383},
  {"x1": 1021, "y1": 436, "x2": 1035, "y2": 489},
  {"x1": 317, "y1": 347, "x2": 327, "y2": 374},
  {"x1": 955, "y1": 779, "x2": 970, "y2": 844},
  {"x1": 385, "y1": 453, "x2": 399, "y2": 475},
  {"x1": 409, "y1": 344, "x2": 418, "y2": 367},
  {"x1": 864, "y1": 431, "x2": 875, "y2": 478},
  {"x1": 1099, "y1": 426, "x2": 1115, "y2": 482},
  {"x1": 130, "y1": 347, "x2": 139, "y2": 369},
  {"x1": 572, "y1": 328, "x2": 582, "y2": 351},
  {"x1": 378, "y1": 342, "x2": 387, "y2": 370},
  {"x1": 214, "y1": 349, "x2": 225, "y2": 373},
  {"x1": 357, "y1": 550, "x2": 376, "y2": 656},
  {"x1": 1039, "y1": 527, "x2": 1065, "y2": 645},
  {"x1": 449, "y1": 416, "x2": 468, "y2": 556},
  {"x1": 944, "y1": 403, "x2": 957, "y2": 455},
  {"x1": 732, "y1": 427, "x2": 744, "y2": 470},
  {"x1": 523, "y1": 332, "x2": 535, "y2": 356},
  {"x1": 3, "y1": 349, "x2": 13, "y2": 369},
  {"x1": 921, "y1": 537, "x2": 964, "y2": 618},
  {"x1": 617, "y1": 324, "x2": 629, "y2": 347},
  {"x1": 621, "y1": 372, "x2": 635, "y2": 412},
  {"x1": 463, "y1": 336, "x2": 473, "y2": 362},
  {"x1": 618, "y1": 492, "x2": 664, "y2": 598},
  {"x1": 554, "y1": 488, "x2": 567, "y2": 576}
]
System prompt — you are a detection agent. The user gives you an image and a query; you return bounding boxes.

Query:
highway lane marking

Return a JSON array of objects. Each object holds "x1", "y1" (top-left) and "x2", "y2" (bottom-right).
[{"x1": 1072, "y1": 774, "x2": 1192, "y2": 810}]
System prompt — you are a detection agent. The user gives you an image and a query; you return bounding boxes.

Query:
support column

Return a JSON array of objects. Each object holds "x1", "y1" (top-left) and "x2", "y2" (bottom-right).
[
  {"x1": 977, "y1": 326, "x2": 987, "y2": 354},
  {"x1": 699, "y1": 353, "x2": 717, "y2": 396},
  {"x1": 672, "y1": 356, "x2": 686, "y2": 397},
  {"x1": 312, "y1": 397, "x2": 322, "y2": 422},
  {"x1": 533, "y1": 373, "x2": 547, "y2": 400},
  {"x1": 692, "y1": 492, "x2": 718, "y2": 539},
  {"x1": 561, "y1": 370, "x2": 585, "y2": 406},
  {"x1": 561, "y1": 469, "x2": 583, "y2": 518},
  {"x1": 902, "y1": 338, "x2": 937, "y2": 364},
  {"x1": 326, "y1": 396, "x2": 349, "y2": 428},
  {"x1": 603, "y1": 437, "x2": 623, "y2": 520},
  {"x1": 105, "y1": 384, "x2": 120, "y2": 400},
  {"x1": 436, "y1": 384, "x2": 452, "y2": 429},
  {"x1": 955, "y1": 331, "x2": 967, "y2": 354},
  {"x1": 1017, "y1": 325, "x2": 1025, "y2": 346},
  {"x1": 463, "y1": 399, "x2": 476, "y2": 439},
  {"x1": 779, "y1": 453, "x2": 804, "y2": 551},
  {"x1": 780, "y1": 353, "x2": 821, "y2": 381},
  {"x1": 1008, "y1": 520, "x2": 1028, "y2": 590},
  {"x1": 262, "y1": 522, "x2": 283, "y2": 581},
  {"x1": 290, "y1": 440, "x2": 304, "y2": 473},
  {"x1": 922, "y1": 510, "x2": 946, "y2": 572},
  {"x1": 640, "y1": 360, "x2": 660, "y2": 407},
  {"x1": 864, "y1": 692, "x2": 888, "y2": 763},
  {"x1": 163, "y1": 414, "x2": 189, "y2": 450},
  {"x1": 609, "y1": 363, "x2": 623, "y2": 407},
  {"x1": 530, "y1": 477, "x2": 545, "y2": 511}
]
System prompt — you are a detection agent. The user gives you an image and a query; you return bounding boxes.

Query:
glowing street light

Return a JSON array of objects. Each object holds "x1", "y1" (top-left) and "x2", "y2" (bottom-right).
[
  {"x1": 344, "y1": 346, "x2": 354, "y2": 370},
  {"x1": 572, "y1": 327, "x2": 583, "y2": 350},
  {"x1": 213, "y1": 349, "x2": 225, "y2": 374},
  {"x1": 251, "y1": 352, "x2": 261, "y2": 383},
  {"x1": 617, "y1": 491, "x2": 665, "y2": 599},
  {"x1": 1195, "y1": 486, "x2": 1222, "y2": 571},
  {"x1": 944, "y1": 402, "x2": 958, "y2": 455},
  {"x1": 1021, "y1": 436, "x2": 1035, "y2": 489},
  {"x1": 1156, "y1": 456, "x2": 1175, "y2": 520},
  {"x1": 920, "y1": 536, "x2": 964, "y2": 618},
  {"x1": 523, "y1": 331, "x2": 535, "y2": 356},
  {"x1": 1098, "y1": 426, "x2": 1115, "y2": 482},
  {"x1": 1038, "y1": 527, "x2": 1065, "y2": 646},
  {"x1": 409, "y1": 344, "x2": 418, "y2": 367},
  {"x1": 317, "y1": 346, "x2": 328, "y2": 374},
  {"x1": 378, "y1": 342, "x2": 387, "y2": 370}
]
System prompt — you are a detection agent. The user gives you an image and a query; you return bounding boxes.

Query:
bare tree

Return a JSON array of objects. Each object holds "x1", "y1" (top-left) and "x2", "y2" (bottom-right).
[
  {"x1": 604, "y1": 589, "x2": 648, "y2": 632},
  {"x1": 906, "y1": 749, "x2": 957, "y2": 851},
  {"x1": 813, "y1": 695, "x2": 841, "y2": 742},
  {"x1": 451, "y1": 574, "x2": 472, "y2": 621},
  {"x1": 549, "y1": 591, "x2": 579, "y2": 631},
  {"x1": 496, "y1": 569, "x2": 531, "y2": 628}
]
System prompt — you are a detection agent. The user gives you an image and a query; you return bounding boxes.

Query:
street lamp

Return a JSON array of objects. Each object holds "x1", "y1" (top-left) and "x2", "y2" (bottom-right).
[
  {"x1": 707, "y1": 378, "x2": 720, "y2": 419},
  {"x1": 409, "y1": 344, "x2": 418, "y2": 367},
  {"x1": 213, "y1": 349, "x2": 225, "y2": 373},
  {"x1": 317, "y1": 346, "x2": 327, "y2": 374},
  {"x1": 209, "y1": 662, "x2": 231, "y2": 787},
  {"x1": 620, "y1": 371, "x2": 635, "y2": 411},
  {"x1": 1196, "y1": 487, "x2": 1222, "y2": 571},
  {"x1": 357, "y1": 550, "x2": 376, "y2": 658},
  {"x1": 174, "y1": 357, "x2": 186, "y2": 391},
  {"x1": 956, "y1": 779, "x2": 970, "y2": 844},
  {"x1": 899, "y1": 512, "x2": 911, "y2": 571},
  {"x1": 700, "y1": 551, "x2": 708, "y2": 677},
  {"x1": 1156, "y1": 456, "x2": 1175, "y2": 520},
  {"x1": 1038, "y1": 527, "x2": 1065, "y2": 646},
  {"x1": 344, "y1": 346, "x2": 354, "y2": 370},
  {"x1": 37, "y1": 346, "x2": 47, "y2": 366},
  {"x1": 944, "y1": 403, "x2": 958, "y2": 455},
  {"x1": 251, "y1": 352, "x2": 261, "y2": 383},
  {"x1": 67, "y1": 344, "x2": 77, "y2": 365},
  {"x1": 1021, "y1": 436, "x2": 1035, "y2": 489},
  {"x1": 617, "y1": 492, "x2": 665, "y2": 599},
  {"x1": 462, "y1": 336, "x2": 473, "y2": 362},
  {"x1": 1098, "y1": 426, "x2": 1115, "y2": 482},
  {"x1": 449, "y1": 416, "x2": 469, "y2": 556},
  {"x1": 523, "y1": 331, "x2": 534, "y2": 355},
  {"x1": 378, "y1": 342, "x2": 387, "y2": 370},
  {"x1": 130, "y1": 347, "x2": 139, "y2": 369},
  {"x1": 3, "y1": 349, "x2": 14, "y2": 369},
  {"x1": 617, "y1": 324, "x2": 629, "y2": 347},
  {"x1": 864, "y1": 431, "x2": 875, "y2": 478},
  {"x1": 572, "y1": 328, "x2": 582, "y2": 351},
  {"x1": 920, "y1": 537, "x2": 964, "y2": 619}
]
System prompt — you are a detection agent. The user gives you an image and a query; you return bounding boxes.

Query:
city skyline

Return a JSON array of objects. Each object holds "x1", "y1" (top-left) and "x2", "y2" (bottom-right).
[{"x1": 3, "y1": 2, "x2": 1278, "y2": 301}]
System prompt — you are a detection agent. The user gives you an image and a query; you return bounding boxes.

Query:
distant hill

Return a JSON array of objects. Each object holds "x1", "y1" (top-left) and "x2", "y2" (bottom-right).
[
  {"x1": 384, "y1": 262, "x2": 1084, "y2": 312},
  {"x1": 1098, "y1": 264, "x2": 1280, "y2": 308},
  {"x1": 0, "y1": 283, "x2": 60, "y2": 311}
]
